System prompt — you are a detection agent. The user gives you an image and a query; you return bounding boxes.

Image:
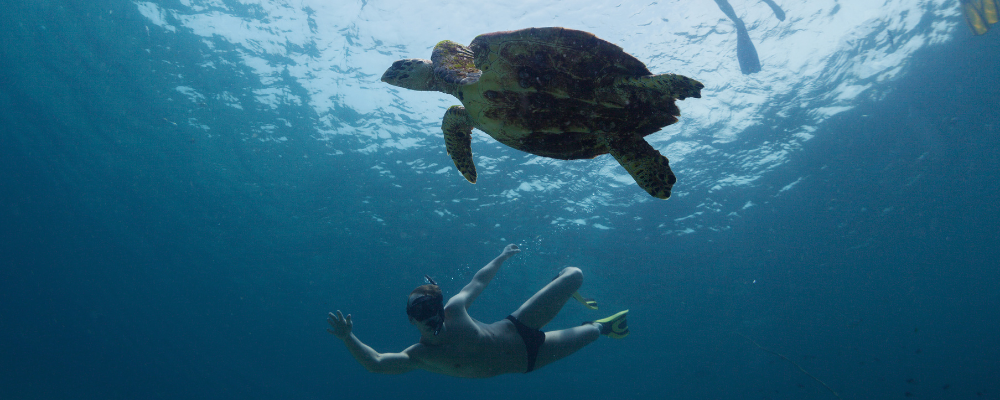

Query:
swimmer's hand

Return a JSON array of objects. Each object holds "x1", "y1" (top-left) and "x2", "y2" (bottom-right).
[
  {"x1": 327, "y1": 310, "x2": 352, "y2": 340},
  {"x1": 499, "y1": 244, "x2": 520, "y2": 260}
]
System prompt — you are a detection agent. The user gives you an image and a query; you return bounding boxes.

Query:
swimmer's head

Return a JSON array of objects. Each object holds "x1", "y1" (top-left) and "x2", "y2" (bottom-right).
[{"x1": 407, "y1": 279, "x2": 444, "y2": 335}]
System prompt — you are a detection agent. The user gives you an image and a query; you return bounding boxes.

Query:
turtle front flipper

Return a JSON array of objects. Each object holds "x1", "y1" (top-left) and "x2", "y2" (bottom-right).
[
  {"x1": 616, "y1": 73, "x2": 704, "y2": 100},
  {"x1": 442, "y1": 106, "x2": 477, "y2": 184},
  {"x1": 604, "y1": 134, "x2": 676, "y2": 199}
]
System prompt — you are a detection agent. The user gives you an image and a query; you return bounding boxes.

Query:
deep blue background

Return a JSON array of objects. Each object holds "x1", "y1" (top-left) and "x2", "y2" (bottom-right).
[{"x1": 2, "y1": 1, "x2": 998, "y2": 399}]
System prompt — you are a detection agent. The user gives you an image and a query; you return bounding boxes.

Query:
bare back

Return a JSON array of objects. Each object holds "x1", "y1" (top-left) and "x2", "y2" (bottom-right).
[{"x1": 405, "y1": 306, "x2": 527, "y2": 378}]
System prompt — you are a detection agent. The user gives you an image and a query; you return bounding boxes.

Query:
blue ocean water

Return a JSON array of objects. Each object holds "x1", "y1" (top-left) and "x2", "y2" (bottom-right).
[{"x1": 2, "y1": 1, "x2": 999, "y2": 399}]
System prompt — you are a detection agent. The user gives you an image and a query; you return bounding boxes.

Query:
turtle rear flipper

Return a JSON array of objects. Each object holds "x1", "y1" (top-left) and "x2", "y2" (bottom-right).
[
  {"x1": 442, "y1": 106, "x2": 477, "y2": 183},
  {"x1": 605, "y1": 134, "x2": 676, "y2": 199},
  {"x1": 616, "y1": 73, "x2": 704, "y2": 100}
]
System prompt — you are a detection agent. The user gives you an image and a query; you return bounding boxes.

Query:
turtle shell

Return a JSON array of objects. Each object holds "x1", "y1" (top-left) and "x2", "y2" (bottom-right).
[
  {"x1": 470, "y1": 27, "x2": 651, "y2": 82},
  {"x1": 457, "y1": 27, "x2": 682, "y2": 160}
]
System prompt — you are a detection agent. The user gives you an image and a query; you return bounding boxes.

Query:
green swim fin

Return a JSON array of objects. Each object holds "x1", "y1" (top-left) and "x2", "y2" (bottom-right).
[
  {"x1": 572, "y1": 291, "x2": 599, "y2": 310},
  {"x1": 587, "y1": 309, "x2": 629, "y2": 339}
]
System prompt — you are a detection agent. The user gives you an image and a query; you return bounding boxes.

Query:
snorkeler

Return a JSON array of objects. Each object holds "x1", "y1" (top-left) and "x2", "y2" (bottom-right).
[
  {"x1": 326, "y1": 244, "x2": 629, "y2": 377},
  {"x1": 714, "y1": 0, "x2": 762, "y2": 74}
]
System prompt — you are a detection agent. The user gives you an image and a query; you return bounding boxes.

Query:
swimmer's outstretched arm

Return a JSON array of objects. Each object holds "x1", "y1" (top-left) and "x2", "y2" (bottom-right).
[
  {"x1": 327, "y1": 310, "x2": 418, "y2": 374},
  {"x1": 450, "y1": 244, "x2": 520, "y2": 309}
]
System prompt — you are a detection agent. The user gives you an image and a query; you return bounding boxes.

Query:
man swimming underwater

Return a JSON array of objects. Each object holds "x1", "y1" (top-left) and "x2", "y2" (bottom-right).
[{"x1": 326, "y1": 244, "x2": 629, "y2": 377}]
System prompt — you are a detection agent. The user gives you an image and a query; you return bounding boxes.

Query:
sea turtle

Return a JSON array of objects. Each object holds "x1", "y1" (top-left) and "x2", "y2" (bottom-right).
[{"x1": 380, "y1": 27, "x2": 703, "y2": 199}]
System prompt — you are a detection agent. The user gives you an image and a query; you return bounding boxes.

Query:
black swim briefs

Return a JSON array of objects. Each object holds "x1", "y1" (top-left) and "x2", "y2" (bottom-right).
[{"x1": 505, "y1": 315, "x2": 545, "y2": 373}]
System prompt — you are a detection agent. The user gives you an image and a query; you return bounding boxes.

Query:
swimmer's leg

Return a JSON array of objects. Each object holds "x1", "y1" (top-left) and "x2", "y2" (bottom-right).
[
  {"x1": 532, "y1": 324, "x2": 601, "y2": 370},
  {"x1": 510, "y1": 267, "x2": 582, "y2": 330}
]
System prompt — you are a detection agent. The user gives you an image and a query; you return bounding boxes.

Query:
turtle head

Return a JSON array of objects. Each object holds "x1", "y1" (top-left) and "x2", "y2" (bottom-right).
[{"x1": 381, "y1": 58, "x2": 439, "y2": 92}]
